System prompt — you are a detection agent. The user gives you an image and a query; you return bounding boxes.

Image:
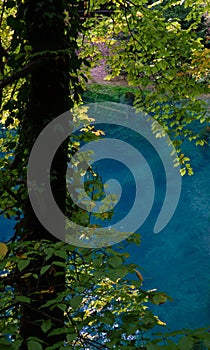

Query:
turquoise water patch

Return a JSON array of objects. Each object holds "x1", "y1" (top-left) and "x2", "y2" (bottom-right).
[{"x1": 88, "y1": 123, "x2": 210, "y2": 330}]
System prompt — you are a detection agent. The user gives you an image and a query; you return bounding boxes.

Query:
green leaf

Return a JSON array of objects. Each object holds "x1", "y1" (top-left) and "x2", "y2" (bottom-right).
[
  {"x1": 67, "y1": 333, "x2": 78, "y2": 342},
  {"x1": 109, "y1": 256, "x2": 123, "y2": 268},
  {"x1": 53, "y1": 261, "x2": 65, "y2": 267},
  {"x1": 40, "y1": 265, "x2": 51, "y2": 275},
  {"x1": 44, "y1": 247, "x2": 54, "y2": 260},
  {"x1": 21, "y1": 272, "x2": 32, "y2": 278},
  {"x1": 11, "y1": 340, "x2": 23, "y2": 350},
  {"x1": 41, "y1": 319, "x2": 52, "y2": 333},
  {"x1": 151, "y1": 293, "x2": 168, "y2": 305},
  {"x1": 57, "y1": 303, "x2": 66, "y2": 312},
  {"x1": 48, "y1": 328, "x2": 67, "y2": 337},
  {"x1": 54, "y1": 250, "x2": 67, "y2": 259},
  {"x1": 16, "y1": 296, "x2": 31, "y2": 303},
  {"x1": 18, "y1": 259, "x2": 30, "y2": 272},
  {"x1": 178, "y1": 336, "x2": 193, "y2": 350},
  {"x1": 108, "y1": 267, "x2": 128, "y2": 281},
  {"x1": 27, "y1": 340, "x2": 43, "y2": 350},
  {"x1": 40, "y1": 299, "x2": 56, "y2": 308},
  {"x1": 0, "y1": 338, "x2": 11, "y2": 347},
  {"x1": 70, "y1": 295, "x2": 83, "y2": 309}
]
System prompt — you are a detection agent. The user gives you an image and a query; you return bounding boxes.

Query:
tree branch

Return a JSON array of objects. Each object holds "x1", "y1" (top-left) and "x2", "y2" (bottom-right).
[
  {"x1": 0, "y1": 56, "x2": 51, "y2": 90},
  {"x1": 0, "y1": 204, "x2": 15, "y2": 215},
  {"x1": 21, "y1": 302, "x2": 64, "y2": 325}
]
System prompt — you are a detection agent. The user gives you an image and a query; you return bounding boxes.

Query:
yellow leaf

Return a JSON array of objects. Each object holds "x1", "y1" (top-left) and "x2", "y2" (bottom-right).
[
  {"x1": 0, "y1": 242, "x2": 8, "y2": 259},
  {"x1": 93, "y1": 129, "x2": 105, "y2": 136},
  {"x1": 40, "y1": 286, "x2": 54, "y2": 294},
  {"x1": 136, "y1": 11, "x2": 143, "y2": 17},
  {"x1": 17, "y1": 254, "x2": 27, "y2": 259},
  {"x1": 156, "y1": 317, "x2": 166, "y2": 326}
]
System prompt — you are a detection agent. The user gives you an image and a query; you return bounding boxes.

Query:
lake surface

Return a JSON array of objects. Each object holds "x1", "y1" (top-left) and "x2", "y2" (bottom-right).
[
  {"x1": 138, "y1": 139, "x2": 210, "y2": 331},
  {"x1": 130, "y1": 142, "x2": 210, "y2": 331},
  {"x1": 90, "y1": 121, "x2": 210, "y2": 331}
]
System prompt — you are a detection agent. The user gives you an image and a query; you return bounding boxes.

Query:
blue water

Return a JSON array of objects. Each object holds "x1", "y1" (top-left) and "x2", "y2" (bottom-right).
[
  {"x1": 88, "y1": 123, "x2": 210, "y2": 331},
  {"x1": 0, "y1": 217, "x2": 15, "y2": 242},
  {"x1": 0, "y1": 127, "x2": 16, "y2": 243},
  {"x1": 136, "y1": 140, "x2": 210, "y2": 331}
]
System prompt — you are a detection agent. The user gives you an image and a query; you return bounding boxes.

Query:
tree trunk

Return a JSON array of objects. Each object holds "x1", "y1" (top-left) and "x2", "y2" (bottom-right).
[{"x1": 17, "y1": 1, "x2": 76, "y2": 348}]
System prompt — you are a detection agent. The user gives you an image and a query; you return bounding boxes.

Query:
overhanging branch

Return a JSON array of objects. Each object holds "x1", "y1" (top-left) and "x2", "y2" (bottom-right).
[{"x1": 0, "y1": 56, "x2": 51, "y2": 90}]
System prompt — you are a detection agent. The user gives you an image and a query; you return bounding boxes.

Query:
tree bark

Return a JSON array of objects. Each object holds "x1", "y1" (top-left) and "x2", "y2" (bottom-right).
[{"x1": 17, "y1": 1, "x2": 75, "y2": 348}]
